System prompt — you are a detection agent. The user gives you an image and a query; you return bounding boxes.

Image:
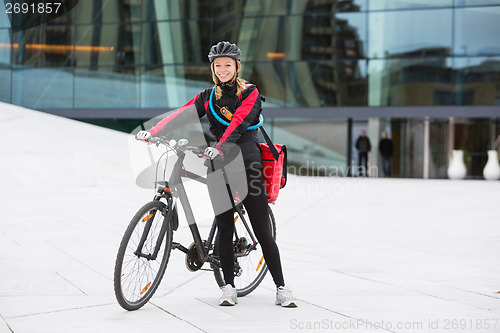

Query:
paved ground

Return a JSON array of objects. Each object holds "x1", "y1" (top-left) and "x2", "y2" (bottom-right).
[{"x1": 1, "y1": 103, "x2": 499, "y2": 332}]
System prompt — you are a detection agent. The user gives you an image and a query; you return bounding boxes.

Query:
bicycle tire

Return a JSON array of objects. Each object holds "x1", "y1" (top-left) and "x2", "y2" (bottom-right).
[
  {"x1": 114, "y1": 200, "x2": 175, "y2": 310},
  {"x1": 213, "y1": 205, "x2": 276, "y2": 297}
]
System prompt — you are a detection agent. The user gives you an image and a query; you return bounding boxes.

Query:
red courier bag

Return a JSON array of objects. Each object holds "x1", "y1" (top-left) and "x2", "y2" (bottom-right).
[
  {"x1": 260, "y1": 144, "x2": 287, "y2": 203},
  {"x1": 259, "y1": 125, "x2": 287, "y2": 203}
]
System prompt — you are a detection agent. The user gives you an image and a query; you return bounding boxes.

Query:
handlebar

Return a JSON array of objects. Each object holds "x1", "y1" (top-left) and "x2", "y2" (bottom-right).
[{"x1": 147, "y1": 136, "x2": 205, "y2": 157}]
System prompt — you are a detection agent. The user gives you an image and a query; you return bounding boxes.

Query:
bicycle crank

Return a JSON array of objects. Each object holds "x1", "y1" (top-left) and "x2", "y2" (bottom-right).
[
  {"x1": 234, "y1": 237, "x2": 248, "y2": 254},
  {"x1": 185, "y1": 242, "x2": 204, "y2": 272}
]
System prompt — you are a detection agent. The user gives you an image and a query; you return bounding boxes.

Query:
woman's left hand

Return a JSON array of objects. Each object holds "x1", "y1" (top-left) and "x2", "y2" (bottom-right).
[{"x1": 203, "y1": 147, "x2": 224, "y2": 160}]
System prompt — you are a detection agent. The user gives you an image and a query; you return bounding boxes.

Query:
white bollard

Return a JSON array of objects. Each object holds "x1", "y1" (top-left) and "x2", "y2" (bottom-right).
[
  {"x1": 483, "y1": 150, "x2": 500, "y2": 180},
  {"x1": 447, "y1": 150, "x2": 467, "y2": 179}
]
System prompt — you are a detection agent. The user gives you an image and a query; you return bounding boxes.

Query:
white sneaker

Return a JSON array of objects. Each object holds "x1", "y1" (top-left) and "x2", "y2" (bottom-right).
[
  {"x1": 276, "y1": 285, "x2": 297, "y2": 308},
  {"x1": 219, "y1": 284, "x2": 238, "y2": 306}
]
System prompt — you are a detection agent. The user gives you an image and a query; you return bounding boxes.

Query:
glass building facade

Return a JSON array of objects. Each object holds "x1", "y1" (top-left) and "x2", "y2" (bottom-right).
[{"x1": 1, "y1": 0, "x2": 500, "y2": 178}]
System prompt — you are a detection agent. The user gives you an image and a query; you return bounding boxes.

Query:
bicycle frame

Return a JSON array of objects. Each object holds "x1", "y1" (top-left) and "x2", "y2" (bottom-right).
[{"x1": 134, "y1": 141, "x2": 256, "y2": 271}]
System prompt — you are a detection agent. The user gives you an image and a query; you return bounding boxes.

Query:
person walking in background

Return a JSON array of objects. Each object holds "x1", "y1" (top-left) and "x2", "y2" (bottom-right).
[
  {"x1": 379, "y1": 131, "x2": 393, "y2": 177},
  {"x1": 355, "y1": 130, "x2": 371, "y2": 177}
]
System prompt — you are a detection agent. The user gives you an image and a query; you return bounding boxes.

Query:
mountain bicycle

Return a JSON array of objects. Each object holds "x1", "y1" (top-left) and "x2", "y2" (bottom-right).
[{"x1": 113, "y1": 136, "x2": 276, "y2": 311}]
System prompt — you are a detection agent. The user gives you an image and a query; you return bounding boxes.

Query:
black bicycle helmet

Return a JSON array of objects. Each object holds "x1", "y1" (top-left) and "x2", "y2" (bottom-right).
[{"x1": 208, "y1": 41, "x2": 241, "y2": 62}]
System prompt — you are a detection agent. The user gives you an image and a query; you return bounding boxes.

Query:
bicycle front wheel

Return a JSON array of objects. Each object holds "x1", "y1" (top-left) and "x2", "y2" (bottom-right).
[
  {"x1": 213, "y1": 205, "x2": 276, "y2": 297},
  {"x1": 114, "y1": 200, "x2": 175, "y2": 310}
]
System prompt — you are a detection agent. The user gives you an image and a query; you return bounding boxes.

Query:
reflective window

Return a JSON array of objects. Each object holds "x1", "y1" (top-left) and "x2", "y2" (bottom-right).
[
  {"x1": 273, "y1": 118, "x2": 348, "y2": 175},
  {"x1": 74, "y1": 67, "x2": 139, "y2": 108},
  {"x1": 213, "y1": 0, "x2": 246, "y2": 19},
  {"x1": 213, "y1": 17, "x2": 285, "y2": 62},
  {"x1": 290, "y1": 0, "x2": 367, "y2": 13},
  {"x1": 0, "y1": 69, "x2": 11, "y2": 102},
  {"x1": 141, "y1": 65, "x2": 211, "y2": 108},
  {"x1": 145, "y1": 0, "x2": 286, "y2": 21},
  {"x1": 144, "y1": 0, "x2": 210, "y2": 20},
  {"x1": 0, "y1": 29, "x2": 10, "y2": 65},
  {"x1": 143, "y1": 21, "x2": 210, "y2": 65},
  {"x1": 454, "y1": 7, "x2": 500, "y2": 56},
  {"x1": 286, "y1": 13, "x2": 366, "y2": 62},
  {"x1": 3, "y1": 0, "x2": 500, "y2": 112},
  {"x1": 369, "y1": 9, "x2": 452, "y2": 58},
  {"x1": 369, "y1": 0, "x2": 452, "y2": 10},
  {"x1": 12, "y1": 68, "x2": 74, "y2": 108},
  {"x1": 287, "y1": 60, "x2": 367, "y2": 107},
  {"x1": 429, "y1": 119, "x2": 450, "y2": 179},
  {"x1": 75, "y1": 0, "x2": 142, "y2": 24},
  {"x1": 243, "y1": 0, "x2": 287, "y2": 15},
  {"x1": 0, "y1": 4, "x2": 10, "y2": 28},
  {"x1": 453, "y1": 119, "x2": 490, "y2": 176},
  {"x1": 335, "y1": 12, "x2": 367, "y2": 59},
  {"x1": 243, "y1": 62, "x2": 286, "y2": 107},
  {"x1": 11, "y1": 25, "x2": 75, "y2": 67},
  {"x1": 75, "y1": 24, "x2": 141, "y2": 68},
  {"x1": 453, "y1": 57, "x2": 500, "y2": 105},
  {"x1": 214, "y1": 0, "x2": 287, "y2": 18},
  {"x1": 455, "y1": 0, "x2": 500, "y2": 6},
  {"x1": 368, "y1": 58, "x2": 454, "y2": 106}
]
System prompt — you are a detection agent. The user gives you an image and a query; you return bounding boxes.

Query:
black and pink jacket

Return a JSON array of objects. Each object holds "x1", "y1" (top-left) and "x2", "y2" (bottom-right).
[{"x1": 148, "y1": 84, "x2": 263, "y2": 170}]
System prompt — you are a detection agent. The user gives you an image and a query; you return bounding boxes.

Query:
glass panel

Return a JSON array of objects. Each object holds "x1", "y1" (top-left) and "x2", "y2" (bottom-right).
[
  {"x1": 144, "y1": 0, "x2": 284, "y2": 20},
  {"x1": 0, "y1": 29, "x2": 10, "y2": 65},
  {"x1": 273, "y1": 118, "x2": 348, "y2": 176},
  {"x1": 369, "y1": 0, "x2": 452, "y2": 10},
  {"x1": 0, "y1": 3, "x2": 10, "y2": 28},
  {"x1": 75, "y1": 23, "x2": 140, "y2": 68},
  {"x1": 12, "y1": 68, "x2": 73, "y2": 108},
  {"x1": 369, "y1": 9, "x2": 452, "y2": 59},
  {"x1": 143, "y1": 21, "x2": 210, "y2": 65},
  {"x1": 455, "y1": 0, "x2": 500, "y2": 6},
  {"x1": 287, "y1": 60, "x2": 367, "y2": 107},
  {"x1": 11, "y1": 25, "x2": 75, "y2": 67},
  {"x1": 213, "y1": 0, "x2": 245, "y2": 18},
  {"x1": 242, "y1": 0, "x2": 287, "y2": 15},
  {"x1": 453, "y1": 57, "x2": 500, "y2": 105},
  {"x1": 0, "y1": 69, "x2": 11, "y2": 102},
  {"x1": 199, "y1": 0, "x2": 286, "y2": 17},
  {"x1": 429, "y1": 119, "x2": 450, "y2": 178},
  {"x1": 140, "y1": 66, "x2": 167, "y2": 108},
  {"x1": 454, "y1": 119, "x2": 490, "y2": 177},
  {"x1": 286, "y1": 13, "x2": 366, "y2": 61},
  {"x1": 140, "y1": 65, "x2": 211, "y2": 108},
  {"x1": 368, "y1": 58, "x2": 454, "y2": 106},
  {"x1": 75, "y1": 67, "x2": 139, "y2": 108},
  {"x1": 408, "y1": 119, "x2": 425, "y2": 178},
  {"x1": 454, "y1": 7, "x2": 500, "y2": 56},
  {"x1": 75, "y1": 0, "x2": 142, "y2": 24},
  {"x1": 290, "y1": 0, "x2": 367, "y2": 13},
  {"x1": 144, "y1": 0, "x2": 212, "y2": 20},
  {"x1": 213, "y1": 17, "x2": 285, "y2": 62},
  {"x1": 243, "y1": 62, "x2": 286, "y2": 107}
]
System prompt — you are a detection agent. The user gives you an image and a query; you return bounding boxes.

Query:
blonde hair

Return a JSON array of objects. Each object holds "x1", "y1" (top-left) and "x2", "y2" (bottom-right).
[{"x1": 211, "y1": 60, "x2": 247, "y2": 99}]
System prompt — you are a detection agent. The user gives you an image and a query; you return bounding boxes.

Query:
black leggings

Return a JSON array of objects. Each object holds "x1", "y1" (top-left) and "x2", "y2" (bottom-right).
[{"x1": 210, "y1": 168, "x2": 285, "y2": 288}]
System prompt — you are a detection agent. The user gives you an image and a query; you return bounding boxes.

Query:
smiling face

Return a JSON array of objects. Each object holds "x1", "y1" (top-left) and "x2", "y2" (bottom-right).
[{"x1": 213, "y1": 56, "x2": 238, "y2": 83}]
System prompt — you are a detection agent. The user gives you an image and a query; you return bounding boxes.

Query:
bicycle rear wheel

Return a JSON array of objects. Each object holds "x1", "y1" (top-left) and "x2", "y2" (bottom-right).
[
  {"x1": 114, "y1": 200, "x2": 175, "y2": 310},
  {"x1": 213, "y1": 205, "x2": 276, "y2": 297}
]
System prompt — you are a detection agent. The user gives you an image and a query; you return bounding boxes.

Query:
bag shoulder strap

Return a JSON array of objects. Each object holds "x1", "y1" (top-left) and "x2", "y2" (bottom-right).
[{"x1": 260, "y1": 126, "x2": 280, "y2": 161}]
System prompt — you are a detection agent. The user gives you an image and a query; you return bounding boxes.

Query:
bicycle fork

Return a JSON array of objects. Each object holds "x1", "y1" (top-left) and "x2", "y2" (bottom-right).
[{"x1": 134, "y1": 196, "x2": 175, "y2": 260}]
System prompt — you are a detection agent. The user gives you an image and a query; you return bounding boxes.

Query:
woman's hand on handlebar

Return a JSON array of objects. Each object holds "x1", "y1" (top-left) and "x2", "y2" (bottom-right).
[
  {"x1": 203, "y1": 147, "x2": 223, "y2": 160},
  {"x1": 136, "y1": 130, "x2": 152, "y2": 143}
]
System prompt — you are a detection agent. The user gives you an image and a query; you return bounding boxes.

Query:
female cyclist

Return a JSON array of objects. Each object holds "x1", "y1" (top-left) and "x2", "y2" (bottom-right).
[{"x1": 136, "y1": 41, "x2": 296, "y2": 308}]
